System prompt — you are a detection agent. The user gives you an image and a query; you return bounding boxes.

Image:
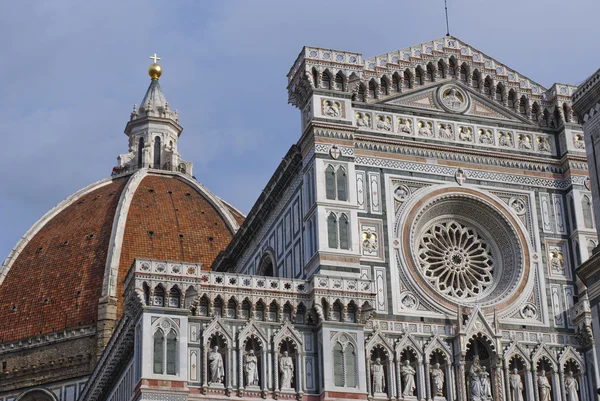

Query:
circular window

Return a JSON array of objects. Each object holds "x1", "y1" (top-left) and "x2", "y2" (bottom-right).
[
  {"x1": 418, "y1": 219, "x2": 495, "y2": 299},
  {"x1": 398, "y1": 187, "x2": 529, "y2": 311}
]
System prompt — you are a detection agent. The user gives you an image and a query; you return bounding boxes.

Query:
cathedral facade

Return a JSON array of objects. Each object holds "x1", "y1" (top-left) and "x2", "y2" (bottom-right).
[{"x1": 0, "y1": 37, "x2": 596, "y2": 401}]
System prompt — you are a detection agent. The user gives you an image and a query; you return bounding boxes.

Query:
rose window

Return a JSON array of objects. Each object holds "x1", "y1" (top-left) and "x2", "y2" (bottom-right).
[
  {"x1": 418, "y1": 221, "x2": 494, "y2": 299},
  {"x1": 401, "y1": 190, "x2": 529, "y2": 310}
]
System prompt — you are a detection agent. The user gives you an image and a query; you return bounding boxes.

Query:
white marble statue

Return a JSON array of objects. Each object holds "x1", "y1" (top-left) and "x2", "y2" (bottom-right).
[
  {"x1": 509, "y1": 369, "x2": 524, "y2": 401},
  {"x1": 480, "y1": 367, "x2": 492, "y2": 400},
  {"x1": 208, "y1": 345, "x2": 225, "y2": 384},
  {"x1": 537, "y1": 370, "x2": 552, "y2": 401},
  {"x1": 245, "y1": 349, "x2": 259, "y2": 387},
  {"x1": 279, "y1": 351, "x2": 294, "y2": 390},
  {"x1": 564, "y1": 371, "x2": 579, "y2": 401},
  {"x1": 372, "y1": 358, "x2": 386, "y2": 394},
  {"x1": 469, "y1": 356, "x2": 483, "y2": 400},
  {"x1": 430, "y1": 362, "x2": 444, "y2": 397},
  {"x1": 401, "y1": 360, "x2": 416, "y2": 396}
]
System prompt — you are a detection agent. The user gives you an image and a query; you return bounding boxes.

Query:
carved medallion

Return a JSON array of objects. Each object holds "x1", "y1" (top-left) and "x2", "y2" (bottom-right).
[{"x1": 437, "y1": 85, "x2": 470, "y2": 113}]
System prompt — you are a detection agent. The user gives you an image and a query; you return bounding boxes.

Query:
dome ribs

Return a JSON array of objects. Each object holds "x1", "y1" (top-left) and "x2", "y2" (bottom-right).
[
  {"x1": 115, "y1": 175, "x2": 234, "y2": 317},
  {"x1": 0, "y1": 179, "x2": 127, "y2": 343}
]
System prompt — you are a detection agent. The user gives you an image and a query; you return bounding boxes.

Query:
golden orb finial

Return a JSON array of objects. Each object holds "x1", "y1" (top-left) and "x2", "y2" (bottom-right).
[{"x1": 148, "y1": 53, "x2": 162, "y2": 80}]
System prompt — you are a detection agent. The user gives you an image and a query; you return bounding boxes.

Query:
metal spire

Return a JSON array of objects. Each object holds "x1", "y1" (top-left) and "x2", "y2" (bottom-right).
[{"x1": 444, "y1": 0, "x2": 451, "y2": 36}]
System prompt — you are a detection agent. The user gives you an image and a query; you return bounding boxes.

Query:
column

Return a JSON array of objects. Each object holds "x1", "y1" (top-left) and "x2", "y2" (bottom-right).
[
  {"x1": 458, "y1": 360, "x2": 467, "y2": 401},
  {"x1": 551, "y1": 370, "x2": 560, "y2": 401},
  {"x1": 449, "y1": 363, "x2": 456, "y2": 401},
  {"x1": 274, "y1": 351, "x2": 280, "y2": 391},
  {"x1": 262, "y1": 348, "x2": 268, "y2": 392},
  {"x1": 417, "y1": 360, "x2": 426, "y2": 401},
  {"x1": 395, "y1": 357, "x2": 402, "y2": 399},
  {"x1": 579, "y1": 372, "x2": 589, "y2": 401},
  {"x1": 387, "y1": 358, "x2": 395, "y2": 399},
  {"x1": 227, "y1": 347, "x2": 233, "y2": 390},
  {"x1": 525, "y1": 367, "x2": 534, "y2": 401},
  {"x1": 532, "y1": 368, "x2": 540, "y2": 401},
  {"x1": 444, "y1": 363, "x2": 452, "y2": 401},
  {"x1": 503, "y1": 362, "x2": 510, "y2": 401},
  {"x1": 366, "y1": 353, "x2": 372, "y2": 397},
  {"x1": 424, "y1": 362, "x2": 431, "y2": 401},
  {"x1": 203, "y1": 346, "x2": 209, "y2": 388},
  {"x1": 297, "y1": 353, "x2": 304, "y2": 394},
  {"x1": 238, "y1": 347, "x2": 244, "y2": 389},
  {"x1": 558, "y1": 369, "x2": 566, "y2": 401}
]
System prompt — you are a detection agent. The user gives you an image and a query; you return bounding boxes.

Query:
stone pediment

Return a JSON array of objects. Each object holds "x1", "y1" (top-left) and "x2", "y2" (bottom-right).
[{"x1": 382, "y1": 81, "x2": 534, "y2": 125}]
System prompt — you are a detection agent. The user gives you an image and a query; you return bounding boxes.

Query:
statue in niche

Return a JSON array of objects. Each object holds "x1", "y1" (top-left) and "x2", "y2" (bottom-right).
[
  {"x1": 372, "y1": 357, "x2": 386, "y2": 393},
  {"x1": 480, "y1": 367, "x2": 492, "y2": 400},
  {"x1": 279, "y1": 351, "x2": 294, "y2": 390},
  {"x1": 401, "y1": 360, "x2": 416, "y2": 396},
  {"x1": 208, "y1": 345, "x2": 225, "y2": 384},
  {"x1": 430, "y1": 362, "x2": 444, "y2": 397},
  {"x1": 509, "y1": 369, "x2": 524, "y2": 401},
  {"x1": 468, "y1": 356, "x2": 484, "y2": 400},
  {"x1": 537, "y1": 370, "x2": 552, "y2": 401},
  {"x1": 564, "y1": 371, "x2": 579, "y2": 401},
  {"x1": 245, "y1": 349, "x2": 259, "y2": 387}
]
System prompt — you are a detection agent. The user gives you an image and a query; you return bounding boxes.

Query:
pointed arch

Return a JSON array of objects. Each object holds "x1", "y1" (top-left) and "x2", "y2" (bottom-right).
[
  {"x1": 327, "y1": 213, "x2": 338, "y2": 248},
  {"x1": 392, "y1": 72, "x2": 401, "y2": 92},
  {"x1": 426, "y1": 62, "x2": 435, "y2": 82},
  {"x1": 321, "y1": 70, "x2": 332, "y2": 90},
  {"x1": 519, "y1": 95, "x2": 528, "y2": 115},
  {"x1": 459, "y1": 62, "x2": 469, "y2": 82},
  {"x1": 153, "y1": 136, "x2": 161, "y2": 168},
  {"x1": 559, "y1": 346, "x2": 586, "y2": 373},
  {"x1": 339, "y1": 213, "x2": 350, "y2": 250},
  {"x1": 448, "y1": 56, "x2": 457, "y2": 76},
  {"x1": 368, "y1": 79, "x2": 378, "y2": 99},
  {"x1": 137, "y1": 136, "x2": 145, "y2": 168},
  {"x1": 403, "y1": 69, "x2": 413, "y2": 89},
  {"x1": 311, "y1": 67, "x2": 319, "y2": 88},
  {"x1": 582, "y1": 195, "x2": 593, "y2": 229},
  {"x1": 495, "y1": 82, "x2": 504, "y2": 102},
  {"x1": 532, "y1": 102, "x2": 541, "y2": 122},
  {"x1": 325, "y1": 164, "x2": 336, "y2": 200},
  {"x1": 415, "y1": 66, "x2": 424, "y2": 85},
  {"x1": 334, "y1": 71, "x2": 345, "y2": 91},
  {"x1": 563, "y1": 102, "x2": 571, "y2": 123},
  {"x1": 380, "y1": 75, "x2": 389, "y2": 96},
  {"x1": 257, "y1": 249, "x2": 276, "y2": 277},
  {"x1": 356, "y1": 83, "x2": 366, "y2": 102},
  {"x1": 484, "y1": 76, "x2": 493, "y2": 96},
  {"x1": 437, "y1": 59, "x2": 447, "y2": 78},
  {"x1": 472, "y1": 69, "x2": 481, "y2": 89},
  {"x1": 336, "y1": 166, "x2": 347, "y2": 201},
  {"x1": 507, "y1": 89, "x2": 517, "y2": 110},
  {"x1": 541, "y1": 108, "x2": 550, "y2": 127}
]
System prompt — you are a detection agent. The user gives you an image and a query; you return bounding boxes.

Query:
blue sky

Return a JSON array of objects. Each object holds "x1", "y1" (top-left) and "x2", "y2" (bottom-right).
[{"x1": 1, "y1": 0, "x2": 599, "y2": 260}]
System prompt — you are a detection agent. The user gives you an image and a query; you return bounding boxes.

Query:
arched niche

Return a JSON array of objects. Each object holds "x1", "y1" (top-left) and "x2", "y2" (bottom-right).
[{"x1": 16, "y1": 389, "x2": 56, "y2": 401}]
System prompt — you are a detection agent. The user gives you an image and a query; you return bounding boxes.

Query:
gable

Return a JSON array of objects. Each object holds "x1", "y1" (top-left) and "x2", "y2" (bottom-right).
[{"x1": 381, "y1": 81, "x2": 534, "y2": 125}]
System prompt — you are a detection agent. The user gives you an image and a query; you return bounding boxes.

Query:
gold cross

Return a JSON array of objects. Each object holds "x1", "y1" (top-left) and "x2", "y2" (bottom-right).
[{"x1": 149, "y1": 53, "x2": 161, "y2": 64}]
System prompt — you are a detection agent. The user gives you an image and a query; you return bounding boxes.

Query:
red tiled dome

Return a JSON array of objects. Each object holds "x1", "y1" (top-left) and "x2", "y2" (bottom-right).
[{"x1": 0, "y1": 171, "x2": 242, "y2": 343}]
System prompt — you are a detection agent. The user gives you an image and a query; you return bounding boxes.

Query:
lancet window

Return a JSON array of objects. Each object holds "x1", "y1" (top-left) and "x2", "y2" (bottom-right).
[
  {"x1": 153, "y1": 327, "x2": 178, "y2": 375},
  {"x1": 327, "y1": 212, "x2": 350, "y2": 250},
  {"x1": 325, "y1": 164, "x2": 347, "y2": 201}
]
